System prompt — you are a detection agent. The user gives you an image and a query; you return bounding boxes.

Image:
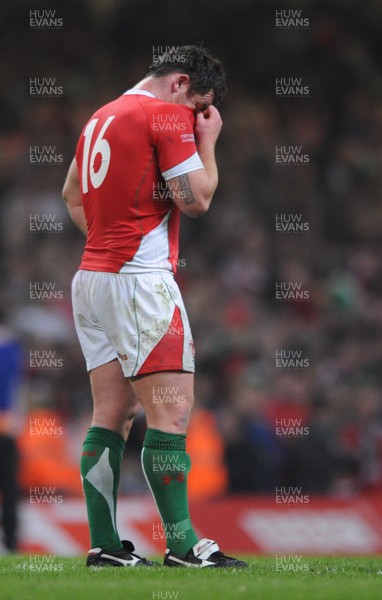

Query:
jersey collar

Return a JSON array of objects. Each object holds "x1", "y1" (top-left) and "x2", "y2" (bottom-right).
[{"x1": 124, "y1": 89, "x2": 156, "y2": 98}]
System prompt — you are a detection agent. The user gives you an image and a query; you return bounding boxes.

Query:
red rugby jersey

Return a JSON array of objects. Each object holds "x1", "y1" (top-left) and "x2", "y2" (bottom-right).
[{"x1": 75, "y1": 89, "x2": 204, "y2": 273}]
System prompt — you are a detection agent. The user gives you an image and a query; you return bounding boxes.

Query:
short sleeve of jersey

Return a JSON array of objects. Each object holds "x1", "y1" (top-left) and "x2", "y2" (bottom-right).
[{"x1": 146, "y1": 102, "x2": 204, "y2": 181}]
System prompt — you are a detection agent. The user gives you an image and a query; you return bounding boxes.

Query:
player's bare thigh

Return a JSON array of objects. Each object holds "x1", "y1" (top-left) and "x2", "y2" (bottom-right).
[
  {"x1": 90, "y1": 359, "x2": 141, "y2": 440},
  {"x1": 130, "y1": 371, "x2": 194, "y2": 434}
]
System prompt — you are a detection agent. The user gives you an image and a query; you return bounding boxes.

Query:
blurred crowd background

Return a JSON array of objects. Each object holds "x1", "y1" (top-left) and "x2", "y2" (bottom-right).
[{"x1": 1, "y1": 0, "x2": 382, "y2": 507}]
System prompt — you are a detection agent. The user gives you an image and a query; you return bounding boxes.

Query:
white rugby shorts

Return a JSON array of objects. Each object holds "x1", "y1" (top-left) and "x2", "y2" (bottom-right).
[{"x1": 71, "y1": 270, "x2": 195, "y2": 376}]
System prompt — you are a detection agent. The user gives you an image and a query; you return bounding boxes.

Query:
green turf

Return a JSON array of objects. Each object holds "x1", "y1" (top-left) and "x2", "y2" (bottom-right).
[{"x1": 1, "y1": 556, "x2": 382, "y2": 600}]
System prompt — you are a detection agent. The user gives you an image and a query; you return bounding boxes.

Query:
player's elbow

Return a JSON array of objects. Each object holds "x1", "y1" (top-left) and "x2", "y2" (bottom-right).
[
  {"x1": 180, "y1": 171, "x2": 215, "y2": 217},
  {"x1": 62, "y1": 181, "x2": 79, "y2": 209},
  {"x1": 184, "y1": 199, "x2": 210, "y2": 218},
  {"x1": 62, "y1": 181, "x2": 71, "y2": 206},
  {"x1": 184, "y1": 186, "x2": 213, "y2": 217},
  {"x1": 189, "y1": 205, "x2": 209, "y2": 218}
]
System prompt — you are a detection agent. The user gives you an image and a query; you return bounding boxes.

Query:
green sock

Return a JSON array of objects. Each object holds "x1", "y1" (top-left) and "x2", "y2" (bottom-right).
[
  {"x1": 81, "y1": 426, "x2": 125, "y2": 552},
  {"x1": 141, "y1": 428, "x2": 199, "y2": 556}
]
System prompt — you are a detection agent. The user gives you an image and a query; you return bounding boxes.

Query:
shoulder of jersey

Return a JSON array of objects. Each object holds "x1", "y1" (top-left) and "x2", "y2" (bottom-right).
[{"x1": 134, "y1": 95, "x2": 194, "y2": 116}]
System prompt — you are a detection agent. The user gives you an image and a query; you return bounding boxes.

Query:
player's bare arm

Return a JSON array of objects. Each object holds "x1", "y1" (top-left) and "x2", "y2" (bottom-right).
[
  {"x1": 179, "y1": 174, "x2": 196, "y2": 205},
  {"x1": 167, "y1": 105, "x2": 222, "y2": 217},
  {"x1": 62, "y1": 158, "x2": 88, "y2": 236}
]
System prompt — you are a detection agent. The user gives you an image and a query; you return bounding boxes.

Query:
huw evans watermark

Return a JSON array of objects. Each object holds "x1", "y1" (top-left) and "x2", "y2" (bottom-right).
[
  {"x1": 30, "y1": 349, "x2": 63, "y2": 369},
  {"x1": 152, "y1": 113, "x2": 187, "y2": 132},
  {"x1": 20, "y1": 555, "x2": 64, "y2": 572},
  {"x1": 30, "y1": 282, "x2": 63, "y2": 301},
  {"x1": 275, "y1": 10, "x2": 309, "y2": 29},
  {"x1": 275, "y1": 350, "x2": 310, "y2": 369},
  {"x1": 275, "y1": 418, "x2": 309, "y2": 438},
  {"x1": 30, "y1": 145, "x2": 63, "y2": 165},
  {"x1": 152, "y1": 45, "x2": 186, "y2": 65},
  {"x1": 153, "y1": 180, "x2": 193, "y2": 203},
  {"x1": 153, "y1": 522, "x2": 186, "y2": 541},
  {"x1": 275, "y1": 78, "x2": 309, "y2": 97},
  {"x1": 29, "y1": 417, "x2": 64, "y2": 436},
  {"x1": 152, "y1": 454, "x2": 187, "y2": 473},
  {"x1": 276, "y1": 486, "x2": 309, "y2": 505},
  {"x1": 275, "y1": 146, "x2": 309, "y2": 165},
  {"x1": 29, "y1": 10, "x2": 63, "y2": 29},
  {"x1": 30, "y1": 214, "x2": 63, "y2": 232},
  {"x1": 152, "y1": 386, "x2": 187, "y2": 404},
  {"x1": 275, "y1": 282, "x2": 309, "y2": 301},
  {"x1": 276, "y1": 214, "x2": 309, "y2": 233},
  {"x1": 30, "y1": 77, "x2": 63, "y2": 97},
  {"x1": 275, "y1": 554, "x2": 309, "y2": 572},
  {"x1": 152, "y1": 592, "x2": 179, "y2": 600},
  {"x1": 29, "y1": 486, "x2": 63, "y2": 504}
]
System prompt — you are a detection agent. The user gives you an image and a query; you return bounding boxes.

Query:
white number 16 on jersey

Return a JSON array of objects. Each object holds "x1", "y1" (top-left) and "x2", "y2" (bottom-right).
[{"x1": 81, "y1": 116, "x2": 115, "y2": 193}]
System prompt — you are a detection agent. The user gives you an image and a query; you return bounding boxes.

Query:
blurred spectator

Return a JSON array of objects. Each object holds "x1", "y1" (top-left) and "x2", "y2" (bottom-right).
[{"x1": 0, "y1": 307, "x2": 23, "y2": 552}]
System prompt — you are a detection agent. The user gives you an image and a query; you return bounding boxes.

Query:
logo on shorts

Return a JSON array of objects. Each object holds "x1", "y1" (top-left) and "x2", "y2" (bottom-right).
[{"x1": 118, "y1": 352, "x2": 128, "y2": 361}]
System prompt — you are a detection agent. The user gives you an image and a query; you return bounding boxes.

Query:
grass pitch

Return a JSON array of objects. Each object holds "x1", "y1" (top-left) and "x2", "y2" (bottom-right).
[{"x1": 1, "y1": 555, "x2": 382, "y2": 600}]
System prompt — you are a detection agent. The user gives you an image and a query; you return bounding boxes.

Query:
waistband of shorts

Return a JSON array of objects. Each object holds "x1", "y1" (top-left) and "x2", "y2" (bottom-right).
[{"x1": 77, "y1": 269, "x2": 174, "y2": 277}]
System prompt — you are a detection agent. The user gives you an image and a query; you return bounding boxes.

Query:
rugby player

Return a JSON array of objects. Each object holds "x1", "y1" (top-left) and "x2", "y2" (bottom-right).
[{"x1": 63, "y1": 45, "x2": 247, "y2": 569}]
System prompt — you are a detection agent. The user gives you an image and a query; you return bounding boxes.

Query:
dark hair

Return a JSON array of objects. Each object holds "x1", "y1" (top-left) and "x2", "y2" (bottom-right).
[{"x1": 147, "y1": 45, "x2": 226, "y2": 106}]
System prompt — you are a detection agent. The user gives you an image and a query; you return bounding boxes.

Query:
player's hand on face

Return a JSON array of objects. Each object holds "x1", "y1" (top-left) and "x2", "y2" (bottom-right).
[{"x1": 195, "y1": 105, "x2": 223, "y2": 147}]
